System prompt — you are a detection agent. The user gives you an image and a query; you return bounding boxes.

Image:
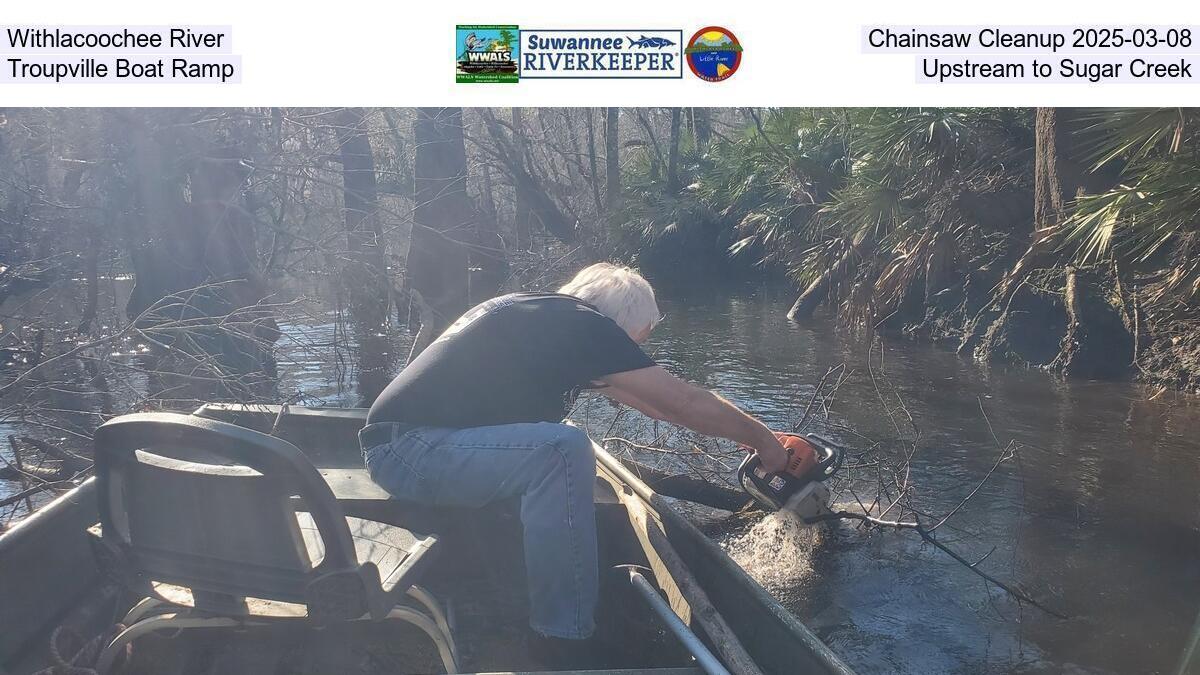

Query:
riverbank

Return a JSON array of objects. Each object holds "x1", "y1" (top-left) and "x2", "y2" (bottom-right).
[
  {"x1": 611, "y1": 108, "x2": 1200, "y2": 399},
  {"x1": 883, "y1": 259, "x2": 1200, "y2": 396}
]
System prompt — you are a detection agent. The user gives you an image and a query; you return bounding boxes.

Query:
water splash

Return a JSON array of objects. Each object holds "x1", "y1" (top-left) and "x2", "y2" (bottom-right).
[{"x1": 723, "y1": 507, "x2": 822, "y2": 591}]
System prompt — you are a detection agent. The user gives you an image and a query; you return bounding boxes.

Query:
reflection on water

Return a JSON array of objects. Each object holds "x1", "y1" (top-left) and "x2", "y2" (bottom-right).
[
  {"x1": 274, "y1": 316, "x2": 358, "y2": 407},
  {"x1": 645, "y1": 284, "x2": 1200, "y2": 675}
]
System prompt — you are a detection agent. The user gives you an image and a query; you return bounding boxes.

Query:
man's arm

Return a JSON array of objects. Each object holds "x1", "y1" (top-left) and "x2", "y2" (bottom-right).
[{"x1": 597, "y1": 366, "x2": 789, "y2": 473}]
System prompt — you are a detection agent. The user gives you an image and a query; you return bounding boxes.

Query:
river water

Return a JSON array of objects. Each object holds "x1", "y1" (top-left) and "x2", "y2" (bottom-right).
[
  {"x1": 3, "y1": 283, "x2": 1198, "y2": 673},
  {"x1": 278, "y1": 285, "x2": 1200, "y2": 673},
  {"x1": 641, "y1": 285, "x2": 1200, "y2": 675}
]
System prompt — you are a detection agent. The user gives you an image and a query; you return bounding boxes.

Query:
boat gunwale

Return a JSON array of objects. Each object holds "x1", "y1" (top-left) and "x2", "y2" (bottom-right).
[{"x1": 593, "y1": 442, "x2": 856, "y2": 675}]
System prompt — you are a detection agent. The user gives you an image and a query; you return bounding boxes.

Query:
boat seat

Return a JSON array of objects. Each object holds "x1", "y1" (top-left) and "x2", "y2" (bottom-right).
[
  {"x1": 86, "y1": 412, "x2": 460, "y2": 674},
  {"x1": 298, "y1": 512, "x2": 425, "y2": 594},
  {"x1": 321, "y1": 467, "x2": 393, "y2": 500},
  {"x1": 88, "y1": 512, "x2": 433, "y2": 618}
]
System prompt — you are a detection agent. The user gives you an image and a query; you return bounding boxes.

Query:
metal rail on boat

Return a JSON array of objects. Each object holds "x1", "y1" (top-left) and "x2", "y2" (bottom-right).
[{"x1": 626, "y1": 567, "x2": 731, "y2": 675}]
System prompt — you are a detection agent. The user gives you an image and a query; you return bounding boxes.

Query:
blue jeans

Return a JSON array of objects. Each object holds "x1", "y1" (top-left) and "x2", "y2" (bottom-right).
[{"x1": 360, "y1": 421, "x2": 598, "y2": 639}]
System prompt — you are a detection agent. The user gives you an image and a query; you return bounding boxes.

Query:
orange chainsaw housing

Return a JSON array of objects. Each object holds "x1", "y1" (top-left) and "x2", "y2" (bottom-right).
[
  {"x1": 776, "y1": 432, "x2": 821, "y2": 480},
  {"x1": 738, "y1": 432, "x2": 844, "y2": 511}
]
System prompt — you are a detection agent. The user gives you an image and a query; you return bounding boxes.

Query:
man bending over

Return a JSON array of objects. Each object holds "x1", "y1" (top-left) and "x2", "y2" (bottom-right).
[{"x1": 359, "y1": 263, "x2": 788, "y2": 652}]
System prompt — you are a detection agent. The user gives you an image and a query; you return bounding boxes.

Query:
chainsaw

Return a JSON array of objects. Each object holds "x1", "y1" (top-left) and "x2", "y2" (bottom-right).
[{"x1": 737, "y1": 432, "x2": 844, "y2": 517}]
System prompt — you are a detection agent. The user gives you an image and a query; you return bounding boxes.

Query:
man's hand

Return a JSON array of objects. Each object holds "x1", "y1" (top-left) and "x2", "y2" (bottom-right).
[{"x1": 753, "y1": 435, "x2": 790, "y2": 474}]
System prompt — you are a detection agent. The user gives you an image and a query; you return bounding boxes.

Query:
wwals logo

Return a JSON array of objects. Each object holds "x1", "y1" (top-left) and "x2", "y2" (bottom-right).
[{"x1": 456, "y1": 25, "x2": 519, "y2": 83}]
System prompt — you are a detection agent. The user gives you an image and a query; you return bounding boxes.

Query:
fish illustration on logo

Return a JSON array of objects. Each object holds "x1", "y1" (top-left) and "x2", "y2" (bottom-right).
[
  {"x1": 626, "y1": 35, "x2": 676, "y2": 49},
  {"x1": 519, "y1": 29, "x2": 684, "y2": 79}
]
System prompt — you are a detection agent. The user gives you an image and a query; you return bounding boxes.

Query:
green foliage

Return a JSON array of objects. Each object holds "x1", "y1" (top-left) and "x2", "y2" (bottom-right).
[
  {"x1": 610, "y1": 123, "x2": 731, "y2": 271},
  {"x1": 696, "y1": 108, "x2": 1033, "y2": 317},
  {"x1": 616, "y1": 106, "x2": 1200, "y2": 322},
  {"x1": 1062, "y1": 108, "x2": 1200, "y2": 302}
]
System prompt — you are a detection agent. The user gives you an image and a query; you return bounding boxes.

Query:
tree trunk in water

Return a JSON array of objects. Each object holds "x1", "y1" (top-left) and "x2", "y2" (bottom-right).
[
  {"x1": 336, "y1": 108, "x2": 394, "y2": 406},
  {"x1": 787, "y1": 232, "x2": 874, "y2": 322},
  {"x1": 472, "y1": 161, "x2": 508, "y2": 302},
  {"x1": 58, "y1": 159, "x2": 100, "y2": 336},
  {"x1": 666, "y1": 107, "x2": 682, "y2": 193},
  {"x1": 512, "y1": 108, "x2": 533, "y2": 251},
  {"x1": 605, "y1": 107, "x2": 621, "y2": 211},
  {"x1": 586, "y1": 108, "x2": 604, "y2": 215},
  {"x1": 409, "y1": 107, "x2": 472, "y2": 359},
  {"x1": 478, "y1": 108, "x2": 575, "y2": 243},
  {"x1": 112, "y1": 110, "x2": 278, "y2": 402}
]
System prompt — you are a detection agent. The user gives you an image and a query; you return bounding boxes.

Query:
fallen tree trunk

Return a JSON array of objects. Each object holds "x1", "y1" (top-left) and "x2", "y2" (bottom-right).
[
  {"x1": 15, "y1": 436, "x2": 91, "y2": 472},
  {"x1": 614, "y1": 455, "x2": 753, "y2": 512},
  {"x1": 788, "y1": 269, "x2": 836, "y2": 322},
  {"x1": 0, "y1": 480, "x2": 77, "y2": 509},
  {"x1": 787, "y1": 232, "x2": 874, "y2": 322},
  {"x1": 0, "y1": 464, "x2": 66, "y2": 482}
]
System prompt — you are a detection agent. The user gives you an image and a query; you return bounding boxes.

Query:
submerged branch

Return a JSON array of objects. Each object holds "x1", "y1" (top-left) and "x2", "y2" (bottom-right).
[
  {"x1": 805, "y1": 509, "x2": 1068, "y2": 619},
  {"x1": 0, "y1": 480, "x2": 79, "y2": 509},
  {"x1": 614, "y1": 454, "x2": 753, "y2": 513}
]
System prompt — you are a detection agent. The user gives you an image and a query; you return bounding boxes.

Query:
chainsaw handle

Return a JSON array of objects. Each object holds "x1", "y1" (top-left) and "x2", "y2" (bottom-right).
[
  {"x1": 809, "y1": 434, "x2": 844, "y2": 480},
  {"x1": 736, "y1": 453, "x2": 784, "y2": 511}
]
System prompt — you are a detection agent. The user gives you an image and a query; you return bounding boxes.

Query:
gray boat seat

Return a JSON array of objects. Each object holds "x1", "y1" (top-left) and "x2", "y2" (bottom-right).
[
  {"x1": 88, "y1": 512, "x2": 432, "y2": 619},
  {"x1": 86, "y1": 412, "x2": 459, "y2": 673},
  {"x1": 297, "y1": 512, "x2": 427, "y2": 594}
]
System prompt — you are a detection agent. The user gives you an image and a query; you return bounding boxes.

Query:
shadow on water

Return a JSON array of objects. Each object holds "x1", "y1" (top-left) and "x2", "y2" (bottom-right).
[{"x1": 645, "y1": 283, "x2": 1200, "y2": 675}]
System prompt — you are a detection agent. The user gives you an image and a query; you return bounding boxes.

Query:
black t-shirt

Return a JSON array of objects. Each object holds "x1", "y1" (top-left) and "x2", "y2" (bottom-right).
[{"x1": 367, "y1": 293, "x2": 656, "y2": 427}]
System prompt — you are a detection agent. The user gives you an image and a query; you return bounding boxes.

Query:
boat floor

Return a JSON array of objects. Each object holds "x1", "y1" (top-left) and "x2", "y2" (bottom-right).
[{"x1": 26, "y1": 470, "x2": 694, "y2": 675}]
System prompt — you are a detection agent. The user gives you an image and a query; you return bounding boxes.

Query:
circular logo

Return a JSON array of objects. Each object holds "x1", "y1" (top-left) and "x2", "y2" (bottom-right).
[{"x1": 685, "y1": 26, "x2": 742, "y2": 82}]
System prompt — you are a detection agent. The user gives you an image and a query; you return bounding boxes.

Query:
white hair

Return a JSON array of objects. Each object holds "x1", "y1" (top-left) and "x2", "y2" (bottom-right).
[{"x1": 558, "y1": 263, "x2": 660, "y2": 336}]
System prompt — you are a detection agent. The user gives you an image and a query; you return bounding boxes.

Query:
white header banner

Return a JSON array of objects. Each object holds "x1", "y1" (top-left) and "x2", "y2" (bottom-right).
[{"x1": 1, "y1": 0, "x2": 1198, "y2": 105}]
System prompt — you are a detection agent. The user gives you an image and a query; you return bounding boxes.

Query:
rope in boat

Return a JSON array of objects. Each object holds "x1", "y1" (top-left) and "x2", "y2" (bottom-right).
[{"x1": 32, "y1": 624, "x2": 126, "y2": 675}]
